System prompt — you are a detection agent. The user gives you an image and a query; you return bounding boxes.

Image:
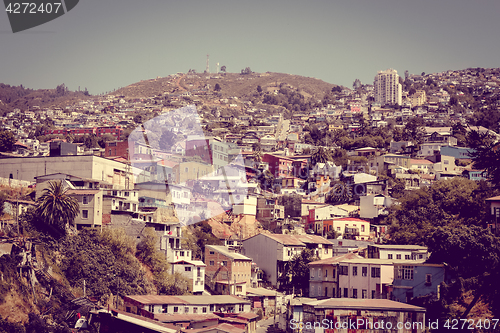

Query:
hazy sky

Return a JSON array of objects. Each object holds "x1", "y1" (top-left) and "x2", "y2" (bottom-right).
[{"x1": 1, "y1": 0, "x2": 499, "y2": 95}]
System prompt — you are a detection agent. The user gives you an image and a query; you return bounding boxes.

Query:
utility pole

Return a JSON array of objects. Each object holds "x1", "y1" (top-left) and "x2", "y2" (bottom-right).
[{"x1": 274, "y1": 289, "x2": 277, "y2": 326}]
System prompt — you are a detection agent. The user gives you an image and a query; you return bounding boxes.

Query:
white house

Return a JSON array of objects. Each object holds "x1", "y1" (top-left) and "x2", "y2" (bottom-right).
[{"x1": 171, "y1": 260, "x2": 206, "y2": 295}]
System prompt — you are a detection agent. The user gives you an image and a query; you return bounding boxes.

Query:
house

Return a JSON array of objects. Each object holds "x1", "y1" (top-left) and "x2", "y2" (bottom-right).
[
  {"x1": 309, "y1": 253, "x2": 362, "y2": 298},
  {"x1": 34, "y1": 173, "x2": 109, "y2": 229},
  {"x1": 366, "y1": 244, "x2": 428, "y2": 261},
  {"x1": 245, "y1": 287, "x2": 278, "y2": 317},
  {"x1": 241, "y1": 233, "x2": 333, "y2": 288},
  {"x1": 205, "y1": 245, "x2": 253, "y2": 296},
  {"x1": 123, "y1": 295, "x2": 251, "y2": 316},
  {"x1": 174, "y1": 161, "x2": 214, "y2": 184},
  {"x1": 286, "y1": 297, "x2": 317, "y2": 333},
  {"x1": 315, "y1": 218, "x2": 370, "y2": 241},
  {"x1": 171, "y1": 260, "x2": 206, "y2": 295},
  {"x1": 336, "y1": 258, "x2": 424, "y2": 300},
  {"x1": 359, "y1": 194, "x2": 393, "y2": 221},
  {"x1": 0, "y1": 155, "x2": 136, "y2": 186},
  {"x1": 261, "y1": 154, "x2": 295, "y2": 178},
  {"x1": 329, "y1": 239, "x2": 372, "y2": 257},
  {"x1": 409, "y1": 159, "x2": 434, "y2": 174},
  {"x1": 92, "y1": 308, "x2": 178, "y2": 333},
  {"x1": 67, "y1": 189, "x2": 104, "y2": 229},
  {"x1": 392, "y1": 262, "x2": 446, "y2": 303},
  {"x1": 486, "y1": 196, "x2": 500, "y2": 232},
  {"x1": 301, "y1": 298, "x2": 425, "y2": 333},
  {"x1": 255, "y1": 197, "x2": 284, "y2": 228}
]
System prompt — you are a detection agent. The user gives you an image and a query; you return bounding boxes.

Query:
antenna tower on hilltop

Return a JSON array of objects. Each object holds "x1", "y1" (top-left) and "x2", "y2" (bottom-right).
[{"x1": 206, "y1": 54, "x2": 209, "y2": 73}]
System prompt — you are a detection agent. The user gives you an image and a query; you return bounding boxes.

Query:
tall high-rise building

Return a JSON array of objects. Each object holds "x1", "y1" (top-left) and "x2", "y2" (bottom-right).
[{"x1": 374, "y1": 69, "x2": 402, "y2": 106}]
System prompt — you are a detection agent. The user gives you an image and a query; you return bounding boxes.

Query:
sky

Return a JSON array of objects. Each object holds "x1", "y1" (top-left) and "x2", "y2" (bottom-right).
[{"x1": 1, "y1": 0, "x2": 499, "y2": 95}]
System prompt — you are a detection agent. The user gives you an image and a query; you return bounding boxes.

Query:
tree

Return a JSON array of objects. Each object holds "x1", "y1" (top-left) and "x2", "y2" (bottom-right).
[
  {"x1": 35, "y1": 180, "x2": 79, "y2": 235},
  {"x1": 256, "y1": 85, "x2": 262, "y2": 93},
  {"x1": 159, "y1": 130, "x2": 177, "y2": 151},
  {"x1": 403, "y1": 117, "x2": 425, "y2": 145},
  {"x1": 386, "y1": 178, "x2": 495, "y2": 245},
  {"x1": 278, "y1": 248, "x2": 318, "y2": 294},
  {"x1": 220, "y1": 65, "x2": 226, "y2": 73},
  {"x1": 426, "y1": 225, "x2": 500, "y2": 318},
  {"x1": 240, "y1": 67, "x2": 252, "y2": 75},
  {"x1": 0, "y1": 130, "x2": 16, "y2": 152},
  {"x1": 0, "y1": 191, "x2": 6, "y2": 217},
  {"x1": 133, "y1": 114, "x2": 143, "y2": 124},
  {"x1": 467, "y1": 129, "x2": 500, "y2": 189},
  {"x1": 251, "y1": 149, "x2": 263, "y2": 163},
  {"x1": 214, "y1": 83, "x2": 221, "y2": 91},
  {"x1": 311, "y1": 147, "x2": 331, "y2": 165}
]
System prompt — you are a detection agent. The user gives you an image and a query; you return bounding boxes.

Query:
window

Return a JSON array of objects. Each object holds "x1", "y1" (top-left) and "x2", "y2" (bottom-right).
[
  {"x1": 210, "y1": 304, "x2": 215, "y2": 312},
  {"x1": 396, "y1": 254, "x2": 401, "y2": 259},
  {"x1": 362, "y1": 290, "x2": 367, "y2": 299},
  {"x1": 185, "y1": 307, "x2": 189, "y2": 313},
  {"x1": 82, "y1": 210, "x2": 88, "y2": 219},
  {"x1": 426, "y1": 274, "x2": 432, "y2": 285},
  {"x1": 361, "y1": 225, "x2": 365, "y2": 232},
  {"x1": 325, "y1": 269, "x2": 328, "y2": 278},
  {"x1": 193, "y1": 307, "x2": 198, "y2": 313},
  {"x1": 83, "y1": 196, "x2": 88, "y2": 204},
  {"x1": 397, "y1": 266, "x2": 414, "y2": 280},
  {"x1": 352, "y1": 289, "x2": 358, "y2": 298},
  {"x1": 352, "y1": 266, "x2": 358, "y2": 276},
  {"x1": 222, "y1": 261, "x2": 227, "y2": 266},
  {"x1": 362, "y1": 267, "x2": 367, "y2": 277},
  {"x1": 162, "y1": 305, "x2": 168, "y2": 313},
  {"x1": 372, "y1": 290, "x2": 376, "y2": 299},
  {"x1": 148, "y1": 305, "x2": 154, "y2": 312},
  {"x1": 343, "y1": 288, "x2": 348, "y2": 298},
  {"x1": 388, "y1": 254, "x2": 393, "y2": 259},
  {"x1": 202, "y1": 307, "x2": 207, "y2": 313},
  {"x1": 405, "y1": 255, "x2": 410, "y2": 260},
  {"x1": 339, "y1": 266, "x2": 348, "y2": 275},
  {"x1": 310, "y1": 268, "x2": 315, "y2": 278},
  {"x1": 185, "y1": 267, "x2": 192, "y2": 272},
  {"x1": 236, "y1": 286, "x2": 242, "y2": 292},
  {"x1": 318, "y1": 269, "x2": 322, "y2": 278},
  {"x1": 371, "y1": 267, "x2": 380, "y2": 278}
]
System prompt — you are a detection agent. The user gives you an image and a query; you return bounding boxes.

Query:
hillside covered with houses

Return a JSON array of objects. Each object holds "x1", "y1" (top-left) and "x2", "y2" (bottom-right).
[{"x1": 1, "y1": 68, "x2": 500, "y2": 332}]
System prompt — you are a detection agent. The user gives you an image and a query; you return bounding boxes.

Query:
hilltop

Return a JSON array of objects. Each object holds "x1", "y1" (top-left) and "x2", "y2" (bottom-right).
[
  {"x1": 0, "y1": 83, "x2": 92, "y2": 115},
  {"x1": 111, "y1": 72, "x2": 340, "y2": 100}
]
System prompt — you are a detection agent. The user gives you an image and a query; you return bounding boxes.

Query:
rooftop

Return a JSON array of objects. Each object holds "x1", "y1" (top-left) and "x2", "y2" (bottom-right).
[
  {"x1": 206, "y1": 245, "x2": 252, "y2": 261},
  {"x1": 305, "y1": 298, "x2": 426, "y2": 312}
]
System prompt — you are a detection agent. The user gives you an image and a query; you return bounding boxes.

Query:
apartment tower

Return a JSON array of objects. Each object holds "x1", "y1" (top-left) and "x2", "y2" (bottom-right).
[{"x1": 374, "y1": 68, "x2": 402, "y2": 106}]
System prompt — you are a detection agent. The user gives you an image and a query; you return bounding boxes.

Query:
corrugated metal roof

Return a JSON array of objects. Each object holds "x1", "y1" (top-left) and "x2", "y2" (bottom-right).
[
  {"x1": 308, "y1": 253, "x2": 362, "y2": 266},
  {"x1": 206, "y1": 245, "x2": 252, "y2": 261},
  {"x1": 155, "y1": 313, "x2": 220, "y2": 323},
  {"x1": 305, "y1": 298, "x2": 425, "y2": 312}
]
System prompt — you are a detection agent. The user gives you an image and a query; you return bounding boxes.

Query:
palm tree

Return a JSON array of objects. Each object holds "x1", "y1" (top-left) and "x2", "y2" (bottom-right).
[
  {"x1": 311, "y1": 147, "x2": 331, "y2": 165},
  {"x1": 35, "y1": 180, "x2": 79, "y2": 234},
  {"x1": 252, "y1": 149, "x2": 263, "y2": 163}
]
